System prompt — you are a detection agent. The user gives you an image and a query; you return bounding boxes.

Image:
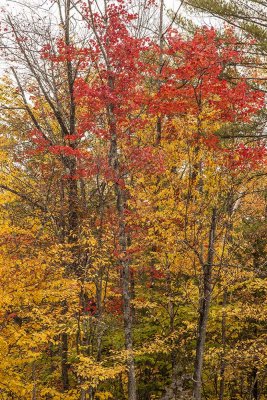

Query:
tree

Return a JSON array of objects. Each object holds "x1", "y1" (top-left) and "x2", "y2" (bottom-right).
[{"x1": 0, "y1": 1, "x2": 266, "y2": 399}]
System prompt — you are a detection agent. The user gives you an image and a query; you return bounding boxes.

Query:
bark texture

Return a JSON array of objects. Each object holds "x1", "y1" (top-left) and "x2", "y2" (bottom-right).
[{"x1": 193, "y1": 208, "x2": 217, "y2": 400}]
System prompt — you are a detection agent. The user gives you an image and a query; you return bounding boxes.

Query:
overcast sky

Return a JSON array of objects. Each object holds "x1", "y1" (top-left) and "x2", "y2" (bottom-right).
[
  {"x1": 0, "y1": 0, "x2": 216, "y2": 30},
  {"x1": 1, "y1": 0, "x2": 184, "y2": 15}
]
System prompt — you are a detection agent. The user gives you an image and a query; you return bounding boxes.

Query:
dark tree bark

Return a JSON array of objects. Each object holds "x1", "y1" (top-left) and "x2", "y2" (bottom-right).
[
  {"x1": 108, "y1": 90, "x2": 137, "y2": 400},
  {"x1": 193, "y1": 208, "x2": 217, "y2": 400},
  {"x1": 61, "y1": 331, "x2": 69, "y2": 391},
  {"x1": 155, "y1": 0, "x2": 164, "y2": 146},
  {"x1": 219, "y1": 289, "x2": 227, "y2": 400},
  {"x1": 252, "y1": 367, "x2": 258, "y2": 400}
]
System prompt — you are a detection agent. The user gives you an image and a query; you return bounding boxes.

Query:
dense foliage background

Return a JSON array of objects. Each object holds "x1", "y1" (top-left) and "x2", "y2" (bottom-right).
[{"x1": 0, "y1": 0, "x2": 266, "y2": 399}]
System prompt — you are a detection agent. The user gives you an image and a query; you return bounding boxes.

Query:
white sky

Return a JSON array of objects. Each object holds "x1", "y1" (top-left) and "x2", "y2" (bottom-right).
[
  {"x1": 0, "y1": 0, "x2": 214, "y2": 33},
  {"x1": 0, "y1": 0, "x2": 186, "y2": 16}
]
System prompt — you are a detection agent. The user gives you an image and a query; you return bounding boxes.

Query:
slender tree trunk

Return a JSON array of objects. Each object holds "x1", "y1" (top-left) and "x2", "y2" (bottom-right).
[
  {"x1": 193, "y1": 208, "x2": 217, "y2": 400},
  {"x1": 32, "y1": 362, "x2": 37, "y2": 400},
  {"x1": 155, "y1": 0, "x2": 164, "y2": 146},
  {"x1": 252, "y1": 367, "x2": 258, "y2": 400},
  {"x1": 116, "y1": 181, "x2": 137, "y2": 400},
  {"x1": 108, "y1": 75, "x2": 137, "y2": 400},
  {"x1": 219, "y1": 289, "x2": 227, "y2": 400},
  {"x1": 59, "y1": 160, "x2": 78, "y2": 391},
  {"x1": 167, "y1": 265, "x2": 180, "y2": 399},
  {"x1": 61, "y1": 331, "x2": 69, "y2": 391},
  {"x1": 80, "y1": 389, "x2": 86, "y2": 400},
  {"x1": 60, "y1": 0, "x2": 80, "y2": 390},
  {"x1": 252, "y1": 254, "x2": 259, "y2": 400},
  {"x1": 83, "y1": 1, "x2": 137, "y2": 392}
]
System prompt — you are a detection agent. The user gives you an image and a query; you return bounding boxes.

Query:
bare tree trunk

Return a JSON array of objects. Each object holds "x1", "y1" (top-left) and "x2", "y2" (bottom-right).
[
  {"x1": 80, "y1": 389, "x2": 86, "y2": 400},
  {"x1": 156, "y1": 0, "x2": 164, "y2": 146},
  {"x1": 32, "y1": 362, "x2": 37, "y2": 400},
  {"x1": 114, "y1": 170, "x2": 137, "y2": 400},
  {"x1": 108, "y1": 76, "x2": 137, "y2": 400},
  {"x1": 61, "y1": 331, "x2": 69, "y2": 391},
  {"x1": 219, "y1": 289, "x2": 227, "y2": 400},
  {"x1": 167, "y1": 266, "x2": 180, "y2": 399},
  {"x1": 58, "y1": 163, "x2": 79, "y2": 393},
  {"x1": 193, "y1": 208, "x2": 217, "y2": 400},
  {"x1": 252, "y1": 367, "x2": 258, "y2": 400}
]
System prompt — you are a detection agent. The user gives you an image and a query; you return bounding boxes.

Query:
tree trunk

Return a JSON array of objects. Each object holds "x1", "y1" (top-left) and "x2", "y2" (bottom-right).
[
  {"x1": 108, "y1": 76, "x2": 137, "y2": 400},
  {"x1": 61, "y1": 331, "x2": 69, "y2": 391},
  {"x1": 193, "y1": 208, "x2": 217, "y2": 399},
  {"x1": 155, "y1": 0, "x2": 164, "y2": 146},
  {"x1": 116, "y1": 181, "x2": 137, "y2": 400},
  {"x1": 219, "y1": 289, "x2": 227, "y2": 400},
  {"x1": 59, "y1": 160, "x2": 79, "y2": 391},
  {"x1": 252, "y1": 367, "x2": 258, "y2": 400}
]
